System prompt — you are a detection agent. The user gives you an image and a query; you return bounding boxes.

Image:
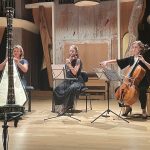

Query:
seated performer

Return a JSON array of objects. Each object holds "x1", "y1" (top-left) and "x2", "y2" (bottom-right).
[
  {"x1": 0, "y1": 45, "x2": 28, "y2": 86},
  {"x1": 53, "y1": 45, "x2": 84, "y2": 115},
  {"x1": 100, "y1": 41, "x2": 150, "y2": 119}
]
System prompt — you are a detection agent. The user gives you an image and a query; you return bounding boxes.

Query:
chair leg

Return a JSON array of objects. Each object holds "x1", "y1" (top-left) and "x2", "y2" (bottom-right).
[
  {"x1": 28, "y1": 90, "x2": 31, "y2": 112},
  {"x1": 90, "y1": 98, "x2": 92, "y2": 110},
  {"x1": 86, "y1": 95, "x2": 88, "y2": 112}
]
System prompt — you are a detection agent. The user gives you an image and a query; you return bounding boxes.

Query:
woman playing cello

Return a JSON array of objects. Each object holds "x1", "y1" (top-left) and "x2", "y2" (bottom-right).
[{"x1": 100, "y1": 41, "x2": 150, "y2": 119}]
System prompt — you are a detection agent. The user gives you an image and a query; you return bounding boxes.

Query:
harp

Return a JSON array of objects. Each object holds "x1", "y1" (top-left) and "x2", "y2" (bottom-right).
[{"x1": 0, "y1": 7, "x2": 27, "y2": 114}]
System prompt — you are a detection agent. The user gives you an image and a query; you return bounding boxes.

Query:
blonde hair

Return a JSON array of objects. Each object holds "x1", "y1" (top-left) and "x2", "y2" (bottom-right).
[
  {"x1": 132, "y1": 40, "x2": 144, "y2": 50},
  {"x1": 70, "y1": 45, "x2": 78, "y2": 52},
  {"x1": 69, "y1": 45, "x2": 79, "y2": 58},
  {"x1": 13, "y1": 45, "x2": 24, "y2": 58}
]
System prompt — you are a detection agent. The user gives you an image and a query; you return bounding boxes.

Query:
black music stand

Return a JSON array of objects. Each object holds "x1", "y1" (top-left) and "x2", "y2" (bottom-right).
[
  {"x1": 44, "y1": 64, "x2": 81, "y2": 122},
  {"x1": 91, "y1": 68, "x2": 129, "y2": 123}
]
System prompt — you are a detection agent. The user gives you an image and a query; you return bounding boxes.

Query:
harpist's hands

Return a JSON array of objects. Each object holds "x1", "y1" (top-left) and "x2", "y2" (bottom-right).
[
  {"x1": 4, "y1": 58, "x2": 8, "y2": 63},
  {"x1": 14, "y1": 57, "x2": 20, "y2": 64},
  {"x1": 100, "y1": 61, "x2": 108, "y2": 68}
]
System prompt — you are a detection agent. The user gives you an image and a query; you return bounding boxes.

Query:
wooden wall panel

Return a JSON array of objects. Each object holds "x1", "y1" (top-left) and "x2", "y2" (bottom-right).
[
  {"x1": 120, "y1": 1, "x2": 134, "y2": 57},
  {"x1": 78, "y1": 7, "x2": 96, "y2": 40},
  {"x1": 63, "y1": 42, "x2": 109, "y2": 72},
  {"x1": 120, "y1": 2, "x2": 133, "y2": 39},
  {"x1": 55, "y1": 4, "x2": 79, "y2": 40},
  {"x1": 54, "y1": 1, "x2": 117, "y2": 67},
  {"x1": 32, "y1": 8, "x2": 52, "y2": 35},
  {"x1": 32, "y1": 7, "x2": 53, "y2": 88},
  {"x1": 95, "y1": 2, "x2": 117, "y2": 38}
]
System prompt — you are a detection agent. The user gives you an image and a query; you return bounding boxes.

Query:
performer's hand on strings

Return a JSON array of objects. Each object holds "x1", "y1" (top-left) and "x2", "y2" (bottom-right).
[
  {"x1": 2, "y1": 58, "x2": 8, "y2": 64},
  {"x1": 14, "y1": 57, "x2": 20, "y2": 64},
  {"x1": 138, "y1": 55, "x2": 146, "y2": 63}
]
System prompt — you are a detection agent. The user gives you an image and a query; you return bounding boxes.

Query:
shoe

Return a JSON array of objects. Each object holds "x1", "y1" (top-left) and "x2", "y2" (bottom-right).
[
  {"x1": 57, "y1": 105, "x2": 73, "y2": 116},
  {"x1": 118, "y1": 102, "x2": 125, "y2": 107},
  {"x1": 141, "y1": 109, "x2": 148, "y2": 119},
  {"x1": 118, "y1": 101, "x2": 129, "y2": 107},
  {"x1": 142, "y1": 114, "x2": 147, "y2": 119},
  {"x1": 57, "y1": 107, "x2": 65, "y2": 116},
  {"x1": 122, "y1": 106, "x2": 132, "y2": 116}
]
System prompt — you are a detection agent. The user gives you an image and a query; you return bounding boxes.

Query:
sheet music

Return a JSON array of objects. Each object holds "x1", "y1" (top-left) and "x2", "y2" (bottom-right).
[
  {"x1": 103, "y1": 68, "x2": 122, "y2": 82},
  {"x1": 51, "y1": 64, "x2": 66, "y2": 80},
  {"x1": 93, "y1": 68, "x2": 107, "y2": 80},
  {"x1": 52, "y1": 64, "x2": 77, "y2": 81},
  {"x1": 92, "y1": 67, "x2": 122, "y2": 82}
]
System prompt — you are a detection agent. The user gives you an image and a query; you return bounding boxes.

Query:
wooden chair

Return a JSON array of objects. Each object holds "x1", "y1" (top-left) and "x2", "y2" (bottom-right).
[
  {"x1": 25, "y1": 86, "x2": 34, "y2": 112},
  {"x1": 79, "y1": 71, "x2": 92, "y2": 112}
]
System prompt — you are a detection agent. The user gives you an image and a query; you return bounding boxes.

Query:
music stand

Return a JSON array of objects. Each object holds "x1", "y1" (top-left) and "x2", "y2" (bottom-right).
[
  {"x1": 91, "y1": 68, "x2": 129, "y2": 123},
  {"x1": 44, "y1": 64, "x2": 81, "y2": 122}
]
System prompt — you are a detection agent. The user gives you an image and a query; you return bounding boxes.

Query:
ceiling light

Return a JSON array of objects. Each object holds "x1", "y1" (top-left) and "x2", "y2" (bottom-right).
[{"x1": 74, "y1": 0, "x2": 100, "y2": 7}]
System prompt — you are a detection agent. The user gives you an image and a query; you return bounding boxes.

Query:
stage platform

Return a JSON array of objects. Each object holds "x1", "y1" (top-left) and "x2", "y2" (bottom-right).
[{"x1": 0, "y1": 90, "x2": 150, "y2": 150}]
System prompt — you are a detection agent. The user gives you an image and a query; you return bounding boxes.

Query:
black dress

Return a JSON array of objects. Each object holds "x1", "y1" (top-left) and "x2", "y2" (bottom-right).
[
  {"x1": 117, "y1": 56, "x2": 149, "y2": 109},
  {"x1": 53, "y1": 59, "x2": 84, "y2": 113}
]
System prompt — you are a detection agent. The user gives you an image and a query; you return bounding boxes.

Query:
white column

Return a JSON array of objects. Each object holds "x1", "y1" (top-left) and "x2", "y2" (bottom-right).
[{"x1": 117, "y1": 0, "x2": 120, "y2": 59}]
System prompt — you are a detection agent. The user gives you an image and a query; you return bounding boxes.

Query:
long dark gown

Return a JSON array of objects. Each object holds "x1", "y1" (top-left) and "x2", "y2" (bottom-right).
[{"x1": 53, "y1": 59, "x2": 84, "y2": 113}]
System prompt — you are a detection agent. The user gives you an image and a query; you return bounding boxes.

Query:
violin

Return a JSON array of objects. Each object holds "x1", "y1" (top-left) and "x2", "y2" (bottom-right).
[{"x1": 70, "y1": 54, "x2": 78, "y2": 67}]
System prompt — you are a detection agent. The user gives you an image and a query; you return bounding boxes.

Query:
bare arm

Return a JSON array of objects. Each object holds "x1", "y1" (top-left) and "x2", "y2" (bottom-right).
[
  {"x1": 14, "y1": 58, "x2": 28, "y2": 73},
  {"x1": 0, "y1": 58, "x2": 8, "y2": 71},
  {"x1": 100, "y1": 59, "x2": 117, "y2": 67},
  {"x1": 66, "y1": 58, "x2": 81, "y2": 76}
]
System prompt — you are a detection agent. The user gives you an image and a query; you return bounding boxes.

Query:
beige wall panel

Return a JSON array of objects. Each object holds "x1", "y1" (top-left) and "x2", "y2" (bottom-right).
[
  {"x1": 54, "y1": 2, "x2": 117, "y2": 65},
  {"x1": 120, "y1": 2, "x2": 133, "y2": 38},
  {"x1": 63, "y1": 42, "x2": 109, "y2": 72},
  {"x1": 95, "y1": 2, "x2": 117, "y2": 38},
  {"x1": 111, "y1": 37, "x2": 118, "y2": 60},
  {"x1": 78, "y1": 7, "x2": 96, "y2": 40},
  {"x1": 55, "y1": 4, "x2": 79, "y2": 40}
]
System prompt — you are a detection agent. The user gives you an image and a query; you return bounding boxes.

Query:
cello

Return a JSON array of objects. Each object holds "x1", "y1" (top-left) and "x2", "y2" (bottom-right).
[{"x1": 115, "y1": 57, "x2": 146, "y2": 106}]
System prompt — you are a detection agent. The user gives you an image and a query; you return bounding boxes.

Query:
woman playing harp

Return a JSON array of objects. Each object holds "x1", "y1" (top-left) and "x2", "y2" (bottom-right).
[{"x1": 0, "y1": 45, "x2": 28, "y2": 86}]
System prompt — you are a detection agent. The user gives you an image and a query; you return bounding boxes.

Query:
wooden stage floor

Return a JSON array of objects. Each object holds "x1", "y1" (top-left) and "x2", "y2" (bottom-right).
[{"x1": 0, "y1": 91, "x2": 150, "y2": 150}]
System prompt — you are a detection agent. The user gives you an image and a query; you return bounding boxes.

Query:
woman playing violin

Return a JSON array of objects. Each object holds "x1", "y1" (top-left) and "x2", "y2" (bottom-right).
[
  {"x1": 53, "y1": 45, "x2": 84, "y2": 115},
  {"x1": 0, "y1": 45, "x2": 28, "y2": 86},
  {"x1": 100, "y1": 41, "x2": 150, "y2": 119}
]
